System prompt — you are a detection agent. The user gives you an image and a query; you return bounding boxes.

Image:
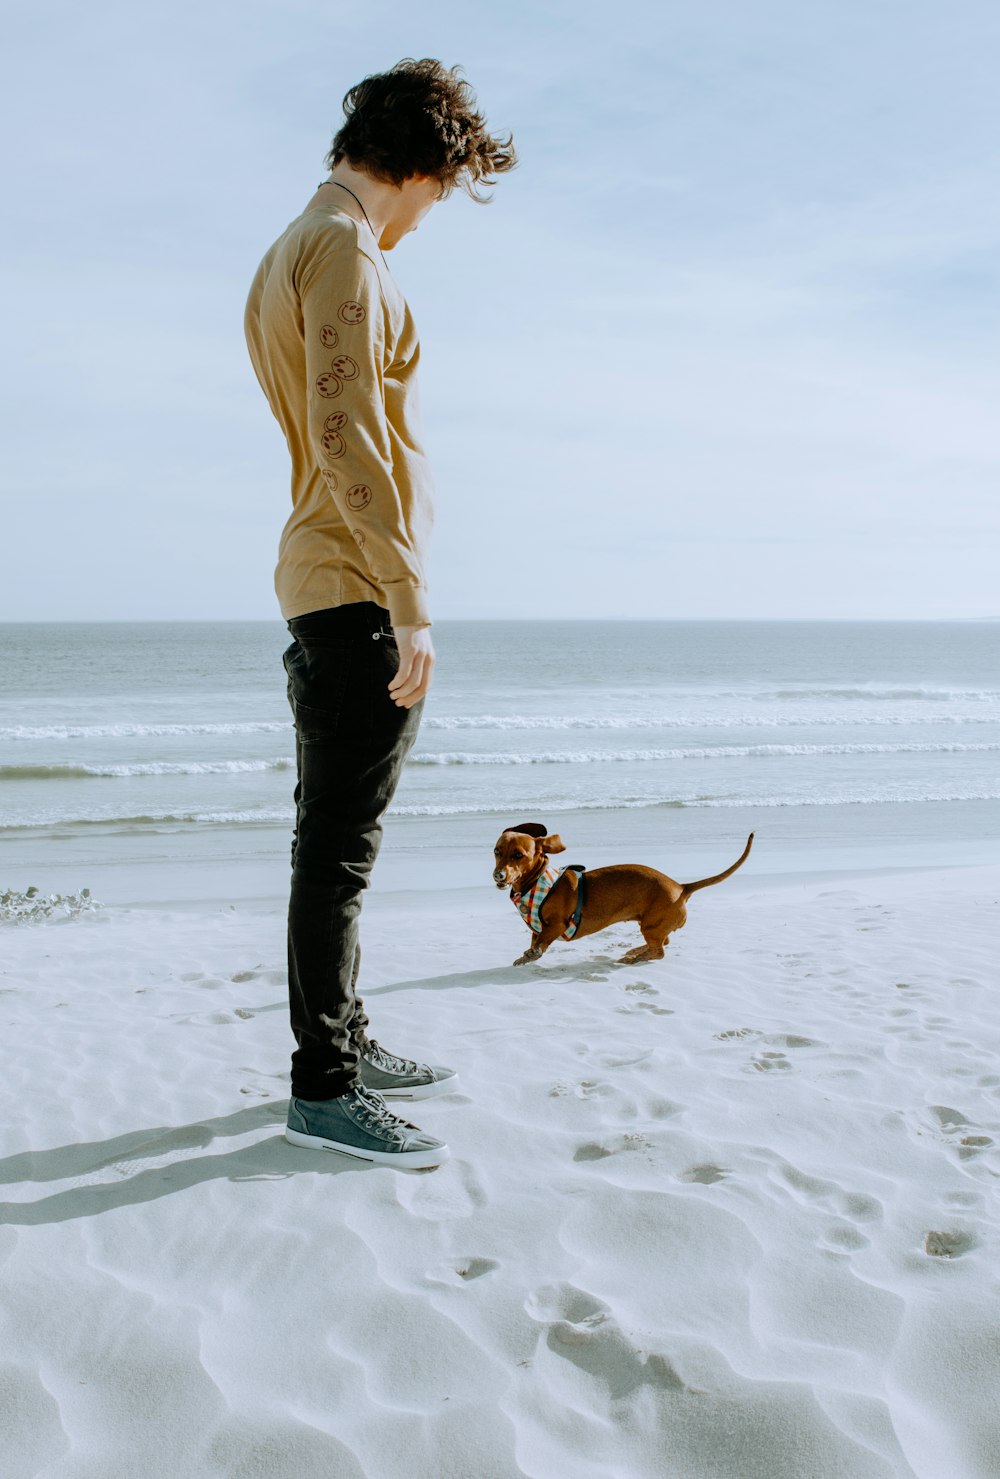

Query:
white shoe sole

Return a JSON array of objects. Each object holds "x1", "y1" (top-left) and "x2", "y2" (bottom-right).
[
  {"x1": 285, "y1": 1126, "x2": 450, "y2": 1168},
  {"x1": 370, "y1": 1072, "x2": 459, "y2": 1102}
]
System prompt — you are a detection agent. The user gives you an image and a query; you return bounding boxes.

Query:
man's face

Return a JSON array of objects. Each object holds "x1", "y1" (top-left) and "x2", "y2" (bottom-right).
[{"x1": 380, "y1": 174, "x2": 445, "y2": 249}]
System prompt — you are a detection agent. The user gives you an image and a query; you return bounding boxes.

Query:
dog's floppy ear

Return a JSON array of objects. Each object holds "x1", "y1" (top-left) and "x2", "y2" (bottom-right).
[
  {"x1": 504, "y1": 821, "x2": 548, "y2": 839},
  {"x1": 540, "y1": 834, "x2": 566, "y2": 854}
]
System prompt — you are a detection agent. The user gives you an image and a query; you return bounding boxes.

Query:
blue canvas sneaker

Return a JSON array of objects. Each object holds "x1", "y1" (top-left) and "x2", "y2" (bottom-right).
[
  {"x1": 358, "y1": 1036, "x2": 459, "y2": 1101},
  {"x1": 285, "y1": 1086, "x2": 449, "y2": 1168}
]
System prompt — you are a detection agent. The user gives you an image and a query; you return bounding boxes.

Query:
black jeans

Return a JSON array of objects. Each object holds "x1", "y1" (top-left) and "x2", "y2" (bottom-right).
[{"x1": 282, "y1": 602, "x2": 423, "y2": 1100}]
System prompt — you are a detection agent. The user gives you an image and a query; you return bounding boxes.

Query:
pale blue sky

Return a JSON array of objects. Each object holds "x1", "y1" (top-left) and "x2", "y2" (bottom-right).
[{"x1": 2, "y1": 0, "x2": 997, "y2": 619}]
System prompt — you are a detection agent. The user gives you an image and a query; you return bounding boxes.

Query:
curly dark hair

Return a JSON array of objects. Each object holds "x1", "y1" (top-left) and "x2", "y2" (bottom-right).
[{"x1": 324, "y1": 58, "x2": 517, "y2": 203}]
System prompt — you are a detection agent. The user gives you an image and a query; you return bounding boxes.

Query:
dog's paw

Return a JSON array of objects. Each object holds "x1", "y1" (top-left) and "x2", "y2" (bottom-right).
[{"x1": 513, "y1": 951, "x2": 541, "y2": 966}]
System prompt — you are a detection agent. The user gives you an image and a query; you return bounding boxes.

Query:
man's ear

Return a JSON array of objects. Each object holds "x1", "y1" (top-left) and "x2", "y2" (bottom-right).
[{"x1": 541, "y1": 834, "x2": 566, "y2": 854}]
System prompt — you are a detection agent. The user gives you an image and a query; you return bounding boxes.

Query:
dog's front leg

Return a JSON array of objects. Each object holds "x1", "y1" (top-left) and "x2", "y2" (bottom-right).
[
  {"x1": 513, "y1": 918, "x2": 567, "y2": 966},
  {"x1": 513, "y1": 931, "x2": 544, "y2": 966}
]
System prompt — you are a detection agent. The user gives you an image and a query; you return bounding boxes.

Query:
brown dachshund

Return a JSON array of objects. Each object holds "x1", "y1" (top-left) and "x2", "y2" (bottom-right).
[{"x1": 493, "y1": 823, "x2": 754, "y2": 965}]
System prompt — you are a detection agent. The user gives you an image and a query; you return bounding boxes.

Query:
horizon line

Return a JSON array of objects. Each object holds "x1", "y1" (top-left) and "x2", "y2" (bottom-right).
[{"x1": 0, "y1": 615, "x2": 996, "y2": 626}]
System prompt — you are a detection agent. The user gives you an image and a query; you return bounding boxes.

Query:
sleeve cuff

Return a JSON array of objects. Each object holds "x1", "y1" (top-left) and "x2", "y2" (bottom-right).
[{"x1": 384, "y1": 582, "x2": 431, "y2": 629}]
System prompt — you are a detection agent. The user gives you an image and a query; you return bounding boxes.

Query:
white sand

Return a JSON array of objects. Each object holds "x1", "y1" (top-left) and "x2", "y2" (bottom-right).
[{"x1": 2, "y1": 859, "x2": 999, "y2": 1478}]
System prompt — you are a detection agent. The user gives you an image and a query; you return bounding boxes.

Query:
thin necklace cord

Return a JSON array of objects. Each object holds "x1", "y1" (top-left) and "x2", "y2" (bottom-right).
[{"x1": 317, "y1": 180, "x2": 390, "y2": 272}]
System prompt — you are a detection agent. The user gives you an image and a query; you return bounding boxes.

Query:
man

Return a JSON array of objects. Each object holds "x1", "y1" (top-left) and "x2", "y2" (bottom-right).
[{"x1": 244, "y1": 59, "x2": 516, "y2": 1168}]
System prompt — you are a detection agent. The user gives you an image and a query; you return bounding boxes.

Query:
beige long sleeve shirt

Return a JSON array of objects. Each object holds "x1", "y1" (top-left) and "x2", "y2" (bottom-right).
[{"x1": 244, "y1": 204, "x2": 434, "y2": 628}]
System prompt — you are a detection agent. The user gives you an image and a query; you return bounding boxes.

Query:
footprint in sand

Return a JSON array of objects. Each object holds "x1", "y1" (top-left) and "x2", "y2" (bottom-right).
[
  {"x1": 549, "y1": 1079, "x2": 606, "y2": 1098},
  {"x1": 179, "y1": 973, "x2": 227, "y2": 989},
  {"x1": 775, "y1": 1160, "x2": 882, "y2": 1224},
  {"x1": 923, "y1": 1105, "x2": 994, "y2": 1160},
  {"x1": 958, "y1": 1135, "x2": 993, "y2": 1159},
  {"x1": 230, "y1": 967, "x2": 286, "y2": 986},
  {"x1": 822, "y1": 1223, "x2": 869, "y2": 1251},
  {"x1": 842, "y1": 1191, "x2": 882, "y2": 1220},
  {"x1": 615, "y1": 999, "x2": 672, "y2": 1016},
  {"x1": 678, "y1": 1163, "x2": 730, "y2": 1184},
  {"x1": 170, "y1": 1007, "x2": 260, "y2": 1025},
  {"x1": 945, "y1": 1189, "x2": 984, "y2": 1207},
  {"x1": 617, "y1": 983, "x2": 670, "y2": 1013},
  {"x1": 574, "y1": 1142, "x2": 616, "y2": 1162},
  {"x1": 573, "y1": 1132, "x2": 651, "y2": 1162},
  {"x1": 171, "y1": 1010, "x2": 242, "y2": 1026},
  {"x1": 924, "y1": 1229, "x2": 977, "y2": 1259},
  {"x1": 592, "y1": 1049, "x2": 655, "y2": 1069},
  {"x1": 425, "y1": 1256, "x2": 499, "y2": 1287},
  {"x1": 749, "y1": 1051, "x2": 792, "y2": 1072},
  {"x1": 526, "y1": 1282, "x2": 610, "y2": 1330},
  {"x1": 524, "y1": 1282, "x2": 702, "y2": 1399},
  {"x1": 394, "y1": 1159, "x2": 486, "y2": 1219},
  {"x1": 455, "y1": 1256, "x2": 498, "y2": 1280}
]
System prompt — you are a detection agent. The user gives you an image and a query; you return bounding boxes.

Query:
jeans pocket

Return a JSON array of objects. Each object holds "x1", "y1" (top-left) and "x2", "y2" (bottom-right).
[{"x1": 283, "y1": 637, "x2": 353, "y2": 739}]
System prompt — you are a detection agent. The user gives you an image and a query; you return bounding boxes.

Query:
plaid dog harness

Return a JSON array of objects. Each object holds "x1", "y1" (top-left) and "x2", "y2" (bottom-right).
[{"x1": 511, "y1": 863, "x2": 587, "y2": 939}]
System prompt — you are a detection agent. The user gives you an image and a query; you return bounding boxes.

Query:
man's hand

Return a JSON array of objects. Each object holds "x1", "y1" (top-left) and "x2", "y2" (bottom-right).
[{"x1": 389, "y1": 625, "x2": 435, "y2": 708}]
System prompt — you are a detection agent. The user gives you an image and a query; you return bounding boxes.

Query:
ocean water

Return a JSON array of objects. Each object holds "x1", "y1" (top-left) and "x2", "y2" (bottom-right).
[{"x1": 2, "y1": 620, "x2": 999, "y2": 899}]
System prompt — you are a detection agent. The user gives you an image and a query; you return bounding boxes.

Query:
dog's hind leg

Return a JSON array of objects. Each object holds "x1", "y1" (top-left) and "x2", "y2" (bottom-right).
[
  {"x1": 619, "y1": 916, "x2": 674, "y2": 963},
  {"x1": 623, "y1": 899, "x2": 687, "y2": 963},
  {"x1": 618, "y1": 938, "x2": 666, "y2": 963}
]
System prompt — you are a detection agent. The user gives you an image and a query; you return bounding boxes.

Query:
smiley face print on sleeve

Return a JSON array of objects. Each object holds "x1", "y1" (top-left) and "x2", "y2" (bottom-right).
[
  {"x1": 312, "y1": 289, "x2": 366, "y2": 399},
  {"x1": 329, "y1": 355, "x2": 359, "y2": 381},
  {"x1": 321, "y1": 412, "x2": 348, "y2": 458},
  {"x1": 313, "y1": 302, "x2": 366, "y2": 441},
  {"x1": 308, "y1": 284, "x2": 387, "y2": 540},
  {"x1": 315, "y1": 358, "x2": 359, "y2": 398}
]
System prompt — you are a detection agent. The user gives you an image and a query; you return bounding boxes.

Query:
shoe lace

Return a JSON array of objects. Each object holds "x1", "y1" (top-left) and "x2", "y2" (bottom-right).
[
  {"x1": 352, "y1": 1085, "x2": 419, "y2": 1134},
  {"x1": 366, "y1": 1036, "x2": 420, "y2": 1076}
]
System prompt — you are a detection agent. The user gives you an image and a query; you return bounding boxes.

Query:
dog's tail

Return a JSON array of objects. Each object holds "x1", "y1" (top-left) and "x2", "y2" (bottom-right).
[{"x1": 680, "y1": 833, "x2": 754, "y2": 898}]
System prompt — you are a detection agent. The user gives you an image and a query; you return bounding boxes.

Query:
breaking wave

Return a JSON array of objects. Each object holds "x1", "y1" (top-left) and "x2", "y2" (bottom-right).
[
  {"x1": 0, "y1": 759, "x2": 293, "y2": 780},
  {"x1": 410, "y1": 741, "x2": 1000, "y2": 766},
  {"x1": 3, "y1": 791, "x2": 998, "y2": 831}
]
